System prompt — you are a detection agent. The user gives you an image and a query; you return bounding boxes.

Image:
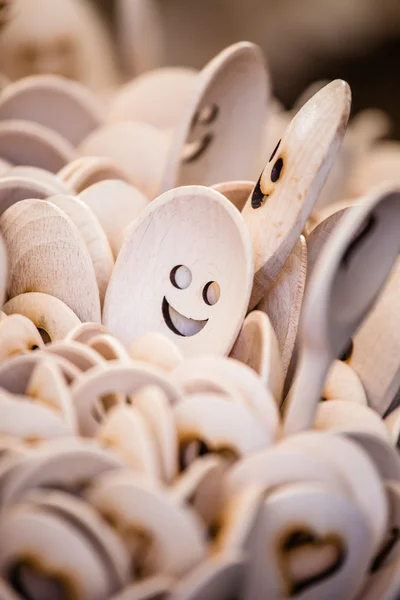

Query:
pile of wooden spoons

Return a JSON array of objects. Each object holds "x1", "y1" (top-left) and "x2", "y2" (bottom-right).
[{"x1": 0, "y1": 40, "x2": 399, "y2": 599}]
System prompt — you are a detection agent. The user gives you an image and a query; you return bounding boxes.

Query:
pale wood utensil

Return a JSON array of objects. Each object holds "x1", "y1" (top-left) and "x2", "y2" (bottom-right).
[
  {"x1": 26, "y1": 359, "x2": 77, "y2": 433},
  {"x1": 242, "y1": 79, "x2": 351, "y2": 309},
  {"x1": 283, "y1": 185, "x2": 400, "y2": 436},
  {"x1": 278, "y1": 432, "x2": 387, "y2": 553},
  {"x1": 78, "y1": 121, "x2": 169, "y2": 200},
  {"x1": 0, "y1": 119, "x2": 75, "y2": 171},
  {"x1": 98, "y1": 404, "x2": 161, "y2": 480},
  {"x1": 47, "y1": 194, "x2": 114, "y2": 305},
  {"x1": 0, "y1": 314, "x2": 44, "y2": 363},
  {"x1": 322, "y1": 359, "x2": 367, "y2": 404},
  {"x1": 171, "y1": 356, "x2": 279, "y2": 436},
  {"x1": 349, "y1": 258, "x2": 400, "y2": 416},
  {"x1": 230, "y1": 310, "x2": 283, "y2": 402},
  {"x1": 211, "y1": 180, "x2": 254, "y2": 212},
  {"x1": 129, "y1": 332, "x2": 183, "y2": 373},
  {"x1": 257, "y1": 236, "x2": 307, "y2": 380},
  {"x1": 109, "y1": 67, "x2": 198, "y2": 132},
  {"x1": 88, "y1": 334, "x2": 131, "y2": 363},
  {"x1": 60, "y1": 156, "x2": 130, "y2": 194},
  {"x1": 3, "y1": 292, "x2": 81, "y2": 342},
  {"x1": 9, "y1": 166, "x2": 73, "y2": 195},
  {"x1": 0, "y1": 499, "x2": 118, "y2": 600},
  {"x1": 313, "y1": 400, "x2": 391, "y2": 440},
  {"x1": 174, "y1": 393, "x2": 272, "y2": 461},
  {"x1": 133, "y1": 386, "x2": 177, "y2": 484},
  {"x1": 44, "y1": 340, "x2": 105, "y2": 372},
  {"x1": 71, "y1": 363, "x2": 182, "y2": 437},
  {"x1": 103, "y1": 186, "x2": 253, "y2": 357},
  {"x1": 242, "y1": 482, "x2": 373, "y2": 600},
  {"x1": 169, "y1": 552, "x2": 244, "y2": 600},
  {"x1": 79, "y1": 179, "x2": 149, "y2": 258},
  {"x1": 84, "y1": 469, "x2": 207, "y2": 578},
  {"x1": 306, "y1": 208, "x2": 348, "y2": 278},
  {"x1": 0, "y1": 353, "x2": 80, "y2": 394},
  {"x1": 0, "y1": 198, "x2": 101, "y2": 322},
  {"x1": 111, "y1": 575, "x2": 173, "y2": 600},
  {"x1": 0, "y1": 74, "x2": 105, "y2": 145},
  {"x1": 65, "y1": 322, "x2": 109, "y2": 345},
  {"x1": 0, "y1": 174, "x2": 58, "y2": 215},
  {"x1": 162, "y1": 42, "x2": 269, "y2": 191}
]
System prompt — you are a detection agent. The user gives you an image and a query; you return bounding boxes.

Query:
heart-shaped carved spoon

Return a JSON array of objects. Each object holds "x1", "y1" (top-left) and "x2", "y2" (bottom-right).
[
  {"x1": 242, "y1": 79, "x2": 351, "y2": 308},
  {"x1": 283, "y1": 185, "x2": 400, "y2": 436}
]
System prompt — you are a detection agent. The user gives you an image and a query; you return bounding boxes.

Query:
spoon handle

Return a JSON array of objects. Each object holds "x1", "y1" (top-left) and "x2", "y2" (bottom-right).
[{"x1": 282, "y1": 348, "x2": 330, "y2": 436}]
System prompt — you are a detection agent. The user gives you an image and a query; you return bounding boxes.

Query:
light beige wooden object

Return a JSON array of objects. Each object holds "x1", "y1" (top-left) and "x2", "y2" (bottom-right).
[
  {"x1": 71, "y1": 363, "x2": 182, "y2": 437},
  {"x1": 134, "y1": 385, "x2": 177, "y2": 484},
  {"x1": 0, "y1": 352, "x2": 80, "y2": 396},
  {"x1": 79, "y1": 179, "x2": 149, "y2": 258},
  {"x1": 98, "y1": 404, "x2": 160, "y2": 480},
  {"x1": 283, "y1": 186, "x2": 400, "y2": 436},
  {"x1": 0, "y1": 174, "x2": 58, "y2": 216},
  {"x1": 3, "y1": 292, "x2": 81, "y2": 342},
  {"x1": 0, "y1": 314, "x2": 43, "y2": 363},
  {"x1": 169, "y1": 552, "x2": 244, "y2": 600},
  {"x1": 104, "y1": 186, "x2": 253, "y2": 357},
  {"x1": 65, "y1": 321, "x2": 109, "y2": 345},
  {"x1": 0, "y1": 0, "x2": 120, "y2": 92},
  {"x1": 111, "y1": 575, "x2": 174, "y2": 600},
  {"x1": 230, "y1": 310, "x2": 283, "y2": 402},
  {"x1": 306, "y1": 208, "x2": 348, "y2": 279},
  {"x1": 314, "y1": 400, "x2": 391, "y2": 440},
  {"x1": 78, "y1": 121, "x2": 169, "y2": 200},
  {"x1": 242, "y1": 482, "x2": 373, "y2": 600},
  {"x1": 277, "y1": 432, "x2": 387, "y2": 553},
  {"x1": 212, "y1": 180, "x2": 254, "y2": 212},
  {"x1": 27, "y1": 359, "x2": 77, "y2": 433},
  {"x1": 109, "y1": 67, "x2": 197, "y2": 131},
  {"x1": 0, "y1": 119, "x2": 75, "y2": 172},
  {"x1": 8, "y1": 166, "x2": 73, "y2": 195},
  {"x1": 0, "y1": 198, "x2": 101, "y2": 323},
  {"x1": 0, "y1": 158, "x2": 11, "y2": 177},
  {"x1": 129, "y1": 332, "x2": 183, "y2": 373},
  {"x1": 116, "y1": 0, "x2": 164, "y2": 77},
  {"x1": 88, "y1": 334, "x2": 131, "y2": 363},
  {"x1": 48, "y1": 194, "x2": 114, "y2": 305},
  {"x1": 349, "y1": 258, "x2": 400, "y2": 416},
  {"x1": 0, "y1": 74, "x2": 105, "y2": 145},
  {"x1": 257, "y1": 236, "x2": 307, "y2": 379},
  {"x1": 242, "y1": 80, "x2": 351, "y2": 308},
  {"x1": 61, "y1": 156, "x2": 130, "y2": 194},
  {"x1": 84, "y1": 469, "x2": 207, "y2": 578},
  {"x1": 162, "y1": 42, "x2": 269, "y2": 191},
  {"x1": 322, "y1": 359, "x2": 367, "y2": 404},
  {"x1": 44, "y1": 340, "x2": 105, "y2": 372}
]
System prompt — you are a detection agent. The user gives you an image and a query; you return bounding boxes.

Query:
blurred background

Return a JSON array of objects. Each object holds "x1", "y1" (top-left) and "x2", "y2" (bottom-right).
[{"x1": 1, "y1": 0, "x2": 400, "y2": 137}]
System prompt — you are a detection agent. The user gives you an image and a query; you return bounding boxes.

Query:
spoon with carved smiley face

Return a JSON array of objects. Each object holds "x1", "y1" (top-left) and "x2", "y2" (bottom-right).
[
  {"x1": 282, "y1": 185, "x2": 400, "y2": 437},
  {"x1": 103, "y1": 185, "x2": 253, "y2": 357},
  {"x1": 242, "y1": 79, "x2": 351, "y2": 309}
]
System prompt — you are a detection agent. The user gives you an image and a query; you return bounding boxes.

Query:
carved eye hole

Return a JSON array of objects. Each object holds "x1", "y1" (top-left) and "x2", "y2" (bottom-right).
[
  {"x1": 170, "y1": 265, "x2": 192, "y2": 290},
  {"x1": 251, "y1": 174, "x2": 267, "y2": 209},
  {"x1": 339, "y1": 338, "x2": 354, "y2": 362},
  {"x1": 271, "y1": 157, "x2": 284, "y2": 183},
  {"x1": 203, "y1": 281, "x2": 220, "y2": 305}
]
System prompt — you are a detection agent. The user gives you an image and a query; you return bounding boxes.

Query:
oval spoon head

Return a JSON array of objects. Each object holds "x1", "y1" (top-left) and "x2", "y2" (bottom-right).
[
  {"x1": 0, "y1": 74, "x2": 105, "y2": 146},
  {"x1": 242, "y1": 79, "x2": 351, "y2": 308},
  {"x1": 79, "y1": 179, "x2": 149, "y2": 258},
  {"x1": 3, "y1": 292, "x2": 81, "y2": 343},
  {"x1": 322, "y1": 360, "x2": 367, "y2": 404},
  {"x1": 284, "y1": 185, "x2": 400, "y2": 435},
  {"x1": 129, "y1": 332, "x2": 183, "y2": 373},
  {"x1": 0, "y1": 174, "x2": 56, "y2": 216},
  {"x1": 162, "y1": 42, "x2": 269, "y2": 191},
  {"x1": 103, "y1": 186, "x2": 253, "y2": 357},
  {"x1": 78, "y1": 121, "x2": 169, "y2": 200},
  {"x1": 0, "y1": 119, "x2": 75, "y2": 172},
  {"x1": 109, "y1": 67, "x2": 198, "y2": 131},
  {"x1": 9, "y1": 166, "x2": 73, "y2": 195},
  {"x1": 0, "y1": 198, "x2": 101, "y2": 323},
  {"x1": 63, "y1": 156, "x2": 130, "y2": 194}
]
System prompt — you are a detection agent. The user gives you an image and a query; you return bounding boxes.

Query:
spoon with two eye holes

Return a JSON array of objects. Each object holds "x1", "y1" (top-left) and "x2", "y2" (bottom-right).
[{"x1": 282, "y1": 184, "x2": 400, "y2": 437}]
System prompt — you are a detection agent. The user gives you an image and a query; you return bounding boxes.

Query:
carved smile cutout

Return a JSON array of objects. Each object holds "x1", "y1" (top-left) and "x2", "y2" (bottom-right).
[{"x1": 162, "y1": 297, "x2": 208, "y2": 337}]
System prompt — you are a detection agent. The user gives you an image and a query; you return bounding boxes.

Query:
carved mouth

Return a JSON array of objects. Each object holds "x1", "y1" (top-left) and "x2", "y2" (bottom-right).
[{"x1": 162, "y1": 297, "x2": 208, "y2": 337}]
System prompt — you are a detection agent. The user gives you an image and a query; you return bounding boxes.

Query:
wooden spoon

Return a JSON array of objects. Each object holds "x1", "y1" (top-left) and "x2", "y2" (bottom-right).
[
  {"x1": 283, "y1": 185, "x2": 400, "y2": 436},
  {"x1": 242, "y1": 79, "x2": 351, "y2": 308}
]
